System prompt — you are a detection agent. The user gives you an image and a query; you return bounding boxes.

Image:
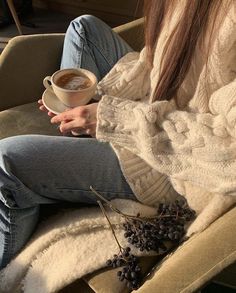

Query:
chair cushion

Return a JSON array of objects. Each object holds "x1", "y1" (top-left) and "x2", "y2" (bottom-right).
[
  {"x1": 84, "y1": 256, "x2": 162, "y2": 293},
  {"x1": 136, "y1": 207, "x2": 236, "y2": 293},
  {"x1": 1, "y1": 104, "x2": 235, "y2": 293},
  {"x1": 81, "y1": 208, "x2": 236, "y2": 293},
  {"x1": 0, "y1": 102, "x2": 60, "y2": 139},
  {"x1": 59, "y1": 278, "x2": 95, "y2": 293}
]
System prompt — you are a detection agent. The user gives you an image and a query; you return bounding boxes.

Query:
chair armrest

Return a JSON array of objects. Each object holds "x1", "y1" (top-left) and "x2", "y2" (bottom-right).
[
  {"x1": 137, "y1": 207, "x2": 236, "y2": 293},
  {"x1": 0, "y1": 34, "x2": 64, "y2": 111},
  {"x1": 113, "y1": 18, "x2": 144, "y2": 52},
  {"x1": 0, "y1": 18, "x2": 144, "y2": 111}
]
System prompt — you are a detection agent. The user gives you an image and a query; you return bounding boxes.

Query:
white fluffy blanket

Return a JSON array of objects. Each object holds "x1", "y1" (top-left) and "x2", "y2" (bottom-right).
[
  {"x1": 0, "y1": 200, "x2": 158, "y2": 293},
  {"x1": 0, "y1": 193, "x2": 235, "y2": 293}
]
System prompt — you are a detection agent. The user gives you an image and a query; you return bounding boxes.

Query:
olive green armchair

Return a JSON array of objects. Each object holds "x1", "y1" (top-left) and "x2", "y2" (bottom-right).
[{"x1": 0, "y1": 18, "x2": 235, "y2": 293}]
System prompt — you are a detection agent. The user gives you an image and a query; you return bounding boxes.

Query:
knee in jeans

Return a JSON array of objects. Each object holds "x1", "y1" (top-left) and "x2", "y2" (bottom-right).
[
  {"x1": 0, "y1": 137, "x2": 15, "y2": 157},
  {"x1": 71, "y1": 14, "x2": 100, "y2": 25},
  {"x1": 0, "y1": 135, "x2": 31, "y2": 159},
  {"x1": 69, "y1": 14, "x2": 104, "y2": 32}
]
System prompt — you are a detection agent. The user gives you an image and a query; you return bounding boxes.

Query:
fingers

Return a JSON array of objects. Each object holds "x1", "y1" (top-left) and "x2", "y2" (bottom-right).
[
  {"x1": 38, "y1": 100, "x2": 48, "y2": 113},
  {"x1": 51, "y1": 112, "x2": 73, "y2": 123},
  {"x1": 71, "y1": 128, "x2": 88, "y2": 136},
  {"x1": 71, "y1": 127, "x2": 95, "y2": 137},
  {"x1": 48, "y1": 112, "x2": 56, "y2": 117},
  {"x1": 38, "y1": 99, "x2": 55, "y2": 117},
  {"x1": 59, "y1": 118, "x2": 94, "y2": 132},
  {"x1": 50, "y1": 104, "x2": 97, "y2": 136},
  {"x1": 38, "y1": 99, "x2": 46, "y2": 111},
  {"x1": 85, "y1": 128, "x2": 96, "y2": 137},
  {"x1": 59, "y1": 120, "x2": 80, "y2": 132},
  {"x1": 39, "y1": 104, "x2": 47, "y2": 111},
  {"x1": 60, "y1": 121, "x2": 96, "y2": 135},
  {"x1": 51, "y1": 106, "x2": 89, "y2": 124}
]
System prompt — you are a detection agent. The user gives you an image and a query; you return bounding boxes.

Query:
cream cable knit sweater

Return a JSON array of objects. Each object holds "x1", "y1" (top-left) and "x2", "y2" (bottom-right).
[{"x1": 96, "y1": 3, "x2": 236, "y2": 235}]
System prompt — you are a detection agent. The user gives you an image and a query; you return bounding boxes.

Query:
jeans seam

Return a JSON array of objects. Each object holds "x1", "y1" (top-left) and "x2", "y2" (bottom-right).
[
  {"x1": 3, "y1": 184, "x2": 26, "y2": 192},
  {"x1": 71, "y1": 21, "x2": 83, "y2": 68},
  {"x1": 1, "y1": 209, "x2": 15, "y2": 267},
  {"x1": 55, "y1": 188, "x2": 134, "y2": 196},
  {"x1": 77, "y1": 36, "x2": 83, "y2": 68},
  {"x1": 86, "y1": 37, "x2": 113, "y2": 68},
  {"x1": 75, "y1": 23, "x2": 112, "y2": 69}
]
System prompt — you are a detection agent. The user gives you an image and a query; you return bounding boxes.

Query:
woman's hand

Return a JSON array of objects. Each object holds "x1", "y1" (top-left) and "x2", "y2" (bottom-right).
[
  {"x1": 38, "y1": 99, "x2": 55, "y2": 117},
  {"x1": 51, "y1": 103, "x2": 98, "y2": 137}
]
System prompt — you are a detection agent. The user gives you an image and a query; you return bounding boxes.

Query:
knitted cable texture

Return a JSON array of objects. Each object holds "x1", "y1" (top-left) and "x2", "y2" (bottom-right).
[{"x1": 96, "y1": 3, "x2": 236, "y2": 236}]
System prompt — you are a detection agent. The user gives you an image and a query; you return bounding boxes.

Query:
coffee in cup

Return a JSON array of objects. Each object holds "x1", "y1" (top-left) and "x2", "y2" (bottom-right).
[
  {"x1": 56, "y1": 73, "x2": 92, "y2": 90},
  {"x1": 43, "y1": 68, "x2": 97, "y2": 107}
]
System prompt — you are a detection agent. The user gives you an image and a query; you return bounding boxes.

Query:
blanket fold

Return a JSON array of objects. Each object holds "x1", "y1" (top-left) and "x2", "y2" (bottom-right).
[{"x1": 0, "y1": 200, "x2": 158, "y2": 293}]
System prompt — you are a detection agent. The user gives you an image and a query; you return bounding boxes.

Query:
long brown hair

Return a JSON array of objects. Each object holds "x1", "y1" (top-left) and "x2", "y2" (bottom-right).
[{"x1": 144, "y1": 0, "x2": 231, "y2": 102}]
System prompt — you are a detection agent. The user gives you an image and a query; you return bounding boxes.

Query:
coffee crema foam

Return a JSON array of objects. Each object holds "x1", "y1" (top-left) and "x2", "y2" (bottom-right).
[{"x1": 56, "y1": 73, "x2": 92, "y2": 90}]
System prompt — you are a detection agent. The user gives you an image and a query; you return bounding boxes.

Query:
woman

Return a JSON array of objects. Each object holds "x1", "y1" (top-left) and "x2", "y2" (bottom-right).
[{"x1": 0, "y1": 0, "x2": 235, "y2": 270}]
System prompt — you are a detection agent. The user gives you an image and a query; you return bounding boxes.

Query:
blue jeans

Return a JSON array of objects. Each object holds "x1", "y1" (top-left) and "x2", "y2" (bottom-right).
[
  {"x1": 61, "y1": 14, "x2": 133, "y2": 80},
  {"x1": 0, "y1": 15, "x2": 134, "y2": 269}
]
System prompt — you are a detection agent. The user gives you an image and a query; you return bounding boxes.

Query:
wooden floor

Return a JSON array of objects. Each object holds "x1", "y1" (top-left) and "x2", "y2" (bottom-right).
[{"x1": 0, "y1": 8, "x2": 76, "y2": 52}]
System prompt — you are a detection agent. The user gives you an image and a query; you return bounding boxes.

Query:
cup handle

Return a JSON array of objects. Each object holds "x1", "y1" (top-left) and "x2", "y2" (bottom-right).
[{"x1": 43, "y1": 76, "x2": 52, "y2": 89}]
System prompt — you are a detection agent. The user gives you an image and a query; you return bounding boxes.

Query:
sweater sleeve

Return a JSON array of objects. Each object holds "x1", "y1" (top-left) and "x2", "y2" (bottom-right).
[
  {"x1": 96, "y1": 78, "x2": 236, "y2": 196},
  {"x1": 96, "y1": 47, "x2": 151, "y2": 101}
]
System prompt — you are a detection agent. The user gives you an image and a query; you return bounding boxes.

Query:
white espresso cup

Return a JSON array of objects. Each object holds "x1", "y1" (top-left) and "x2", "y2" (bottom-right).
[{"x1": 43, "y1": 68, "x2": 97, "y2": 107}]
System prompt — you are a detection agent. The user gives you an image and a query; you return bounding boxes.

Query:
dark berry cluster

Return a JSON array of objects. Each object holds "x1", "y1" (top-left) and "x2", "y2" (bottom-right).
[
  {"x1": 106, "y1": 247, "x2": 142, "y2": 290},
  {"x1": 106, "y1": 199, "x2": 195, "y2": 290},
  {"x1": 123, "y1": 199, "x2": 195, "y2": 253}
]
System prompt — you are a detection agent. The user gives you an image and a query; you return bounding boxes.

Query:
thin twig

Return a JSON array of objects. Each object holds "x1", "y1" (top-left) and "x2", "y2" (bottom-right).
[
  {"x1": 90, "y1": 186, "x2": 129, "y2": 218},
  {"x1": 90, "y1": 186, "x2": 185, "y2": 222},
  {"x1": 90, "y1": 186, "x2": 158, "y2": 220},
  {"x1": 97, "y1": 200, "x2": 123, "y2": 254}
]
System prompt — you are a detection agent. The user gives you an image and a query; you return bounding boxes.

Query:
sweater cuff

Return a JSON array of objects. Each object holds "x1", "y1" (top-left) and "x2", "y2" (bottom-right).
[
  {"x1": 96, "y1": 95, "x2": 177, "y2": 150},
  {"x1": 96, "y1": 95, "x2": 140, "y2": 149}
]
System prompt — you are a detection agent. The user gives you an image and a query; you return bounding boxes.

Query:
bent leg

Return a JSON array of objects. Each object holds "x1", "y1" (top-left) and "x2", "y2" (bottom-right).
[
  {"x1": 60, "y1": 15, "x2": 134, "y2": 80},
  {"x1": 0, "y1": 135, "x2": 135, "y2": 268},
  {"x1": 0, "y1": 202, "x2": 39, "y2": 269}
]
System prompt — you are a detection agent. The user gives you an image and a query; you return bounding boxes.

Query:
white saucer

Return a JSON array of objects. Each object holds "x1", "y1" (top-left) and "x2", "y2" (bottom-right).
[{"x1": 42, "y1": 88, "x2": 72, "y2": 115}]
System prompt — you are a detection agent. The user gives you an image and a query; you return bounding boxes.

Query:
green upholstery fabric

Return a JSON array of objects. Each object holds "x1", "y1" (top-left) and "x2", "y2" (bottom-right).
[
  {"x1": 0, "y1": 34, "x2": 64, "y2": 111},
  {"x1": 59, "y1": 278, "x2": 94, "y2": 293},
  {"x1": 0, "y1": 18, "x2": 235, "y2": 293},
  {"x1": 0, "y1": 18, "x2": 144, "y2": 112},
  {"x1": 113, "y1": 18, "x2": 144, "y2": 52},
  {"x1": 81, "y1": 208, "x2": 236, "y2": 293},
  {"x1": 0, "y1": 102, "x2": 60, "y2": 139},
  {"x1": 84, "y1": 256, "x2": 162, "y2": 293},
  {"x1": 212, "y1": 262, "x2": 236, "y2": 287},
  {"x1": 79, "y1": 208, "x2": 236, "y2": 293},
  {"x1": 136, "y1": 207, "x2": 236, "y2": 293}
]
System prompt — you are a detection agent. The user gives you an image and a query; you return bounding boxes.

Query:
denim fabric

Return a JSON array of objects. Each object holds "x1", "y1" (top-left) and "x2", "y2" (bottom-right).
[
  {"x1": 60, "y1": 15, "x2": 133, "y2": 80},
  {"x1": 0, "y1": 15, "x2": 134, "y2": 269}
]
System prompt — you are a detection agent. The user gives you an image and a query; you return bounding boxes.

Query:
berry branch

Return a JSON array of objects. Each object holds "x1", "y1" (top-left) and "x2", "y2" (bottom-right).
[
  {"x1": 90, "y1": 186, "x2": 196, "y2": 290},
  {"x1": 97, "y1": 199, "x2": 124, "y2": 254},
  {"x1": 90, "y1": 186, "x2": 146, "y2": 220}
]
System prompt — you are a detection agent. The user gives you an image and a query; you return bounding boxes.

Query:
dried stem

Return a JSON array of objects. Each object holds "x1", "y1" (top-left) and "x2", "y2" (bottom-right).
[
  {"x1": 97, "y1": 200, "x2": 123, "y2": 254},
  {"x1": 90, "y1": 186, "x2": 157, "y2": 220},
  {"x1": 90, "y1": 186, "x2": 184, "y2": 221}
]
